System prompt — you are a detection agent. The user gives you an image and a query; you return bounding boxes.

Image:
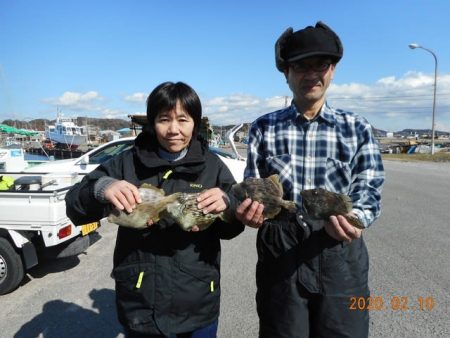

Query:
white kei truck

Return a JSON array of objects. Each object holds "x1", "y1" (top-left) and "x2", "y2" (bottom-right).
[{"x1": 0, "y1": 172, "x2": 98, "y2": 295}]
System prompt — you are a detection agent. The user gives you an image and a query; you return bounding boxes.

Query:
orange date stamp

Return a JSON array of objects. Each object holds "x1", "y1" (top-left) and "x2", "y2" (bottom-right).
[{"x1": 349, "y1": 296, "x2": 435, "y2": 311}]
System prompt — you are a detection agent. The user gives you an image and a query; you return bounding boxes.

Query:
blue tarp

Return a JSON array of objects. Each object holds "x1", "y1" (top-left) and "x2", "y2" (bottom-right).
[{"x1": 116, "y1": 128, "x2": 131, "y2": 133}]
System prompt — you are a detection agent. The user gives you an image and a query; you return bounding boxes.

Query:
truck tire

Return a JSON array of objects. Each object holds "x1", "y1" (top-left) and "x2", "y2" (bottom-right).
[{"x1": 0, "y1": 238, "x2": 25, "y2": 295}]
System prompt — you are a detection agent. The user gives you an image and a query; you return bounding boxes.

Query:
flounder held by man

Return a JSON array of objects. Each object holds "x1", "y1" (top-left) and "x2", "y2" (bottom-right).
[
  {"x1": 300, "y1": 188, "x2": 365, "y2": 229},
  {"x1": 231, "y1": 174, "x2": 297, "y2": 219}
]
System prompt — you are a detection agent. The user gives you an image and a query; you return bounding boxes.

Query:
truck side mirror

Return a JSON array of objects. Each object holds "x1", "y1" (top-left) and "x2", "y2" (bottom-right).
[{"x1": 79, "y1": 155, "x2": 89, "y2": 165}]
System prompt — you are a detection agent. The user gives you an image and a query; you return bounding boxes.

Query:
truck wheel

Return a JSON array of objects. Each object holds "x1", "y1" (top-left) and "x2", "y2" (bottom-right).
[{"x1": 0, "y1": 238, "x2": 25, "y2": 295}]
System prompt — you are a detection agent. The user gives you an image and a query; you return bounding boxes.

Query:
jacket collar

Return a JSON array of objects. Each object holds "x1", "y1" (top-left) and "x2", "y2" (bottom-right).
[{"x1": 134, "y1": 132, "x2": 206, "y2": 174}]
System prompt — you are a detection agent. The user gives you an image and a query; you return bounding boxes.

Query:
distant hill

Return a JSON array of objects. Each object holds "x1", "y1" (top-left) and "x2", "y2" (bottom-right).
[
  {"x1": 368, "y1": 127, "x2": 449, "y2": 138},
  {"x1": 1, "y1": 118, "x2": 448, "y2": 138},
  {"x1": 395, "y1": 129, "x2": 449, "y2": 137},
  {"x1": 372, "y1": 127, "x2": 386, "y2": 138}
]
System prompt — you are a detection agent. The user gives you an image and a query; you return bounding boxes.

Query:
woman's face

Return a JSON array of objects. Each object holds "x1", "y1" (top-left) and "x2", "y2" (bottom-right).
[{"x1": 154, "y1": 100, "x2": 195, "y2": 153}]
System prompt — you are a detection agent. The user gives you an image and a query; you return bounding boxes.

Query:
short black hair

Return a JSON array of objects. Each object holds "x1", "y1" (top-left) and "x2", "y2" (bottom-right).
[{"x1": 146, "y1": 81, "x2": 202, "y2": 139}]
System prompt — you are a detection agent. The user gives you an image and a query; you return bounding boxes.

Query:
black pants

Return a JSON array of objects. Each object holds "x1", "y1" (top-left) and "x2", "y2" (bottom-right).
[
  {"x1": 125, "y1": 319, "x2": 218, "y2": 338},
  {"x1": 257, "y1": 231, "x2": 370, "y2": 338},
  {"x1": 258, "y1": 281, "x2": 369, "y2": 338}
]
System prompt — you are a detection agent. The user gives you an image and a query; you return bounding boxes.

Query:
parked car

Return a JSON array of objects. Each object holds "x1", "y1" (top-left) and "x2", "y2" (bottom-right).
[{"x1": 25, "y1": 137, "x2": 246, "y2": 182}]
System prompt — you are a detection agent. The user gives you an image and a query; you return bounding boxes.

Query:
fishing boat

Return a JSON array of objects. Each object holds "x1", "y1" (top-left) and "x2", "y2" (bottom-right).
[
  {"x1": 0, "y1": 146, "x2": 47, "y2": 172},
  {"x1": 45, "y1": 113, "x2": 87, "y2": 149}
]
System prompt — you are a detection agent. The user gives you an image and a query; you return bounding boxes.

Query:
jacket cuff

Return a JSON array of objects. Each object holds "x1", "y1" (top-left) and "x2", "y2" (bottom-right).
[
  {"x1": 93, "y1": 176, "x2": 118, "y2": 203},
  {"x1": 222, "y1": 192, "x2": 239, "y2": 223}
]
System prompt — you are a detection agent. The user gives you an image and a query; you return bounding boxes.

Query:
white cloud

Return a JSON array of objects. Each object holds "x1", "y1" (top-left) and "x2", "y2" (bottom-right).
[
  {"x1": 376, "y1": 71, "x2": 433, "y2": 88},
  {"x1": 42, "y1": 91, "x2": 135, "y2": 120},
  {"x1": 326, "y1": 71, "x2": 450, "y2": 131},
  {"x1": 265, "y1": 96, "x2": 290, "y2": 109},
  {"x1": 101, "y1": 108, "x2": 129, "y2": 119},
  {"x1": 203, "y1": 94, "x2": 266, "y2": 125},
  {"x1": 57, "y1": 91, "x2": 101, "y2": 105},
  {"x1": 329, "y1": 82, "x2": 370, "y2": 97},
  {"x1": 38, "y1": 72, "x2": 450, "y2": 132},
  {"x1": 217, "y1": 106, "x2": 229, "y2": 113},
  {"x1": 199, "y1": 71, "x2": 450, "y2": 131},
  {"x1": 124, "y1": 92, "x2": 147, "y2": 103},
  {"x1": 42, "y1": 91, "x2": 103, "y2": 111}
]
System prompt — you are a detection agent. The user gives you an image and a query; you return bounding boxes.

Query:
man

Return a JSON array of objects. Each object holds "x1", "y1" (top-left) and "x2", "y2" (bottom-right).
[{"x1": 236, "y1": 22, "x2": 385, "y2": 337}]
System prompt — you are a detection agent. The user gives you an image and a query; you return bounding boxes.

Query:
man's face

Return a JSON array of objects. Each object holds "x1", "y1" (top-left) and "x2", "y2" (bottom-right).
[{"x1": 284, "y1": 57, "x2": 336, "y2": 105}]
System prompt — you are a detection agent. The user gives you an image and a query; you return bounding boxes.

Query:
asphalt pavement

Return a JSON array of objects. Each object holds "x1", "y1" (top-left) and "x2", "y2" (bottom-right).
[{"x1": 0, "y1": 160, "x2": 449, "y2": 337}]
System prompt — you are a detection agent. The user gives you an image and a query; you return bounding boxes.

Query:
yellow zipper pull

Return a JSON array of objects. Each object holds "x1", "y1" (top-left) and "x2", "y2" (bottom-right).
[
  {"x1": 163, "y1": 170, "x2": 173, "y2": 180},
  {"x1": 210, "y1": 280, "x2": 214, "y2": 292},
  {"x1": 136, "y1": 271, "x2": 144, "y2": 289}
]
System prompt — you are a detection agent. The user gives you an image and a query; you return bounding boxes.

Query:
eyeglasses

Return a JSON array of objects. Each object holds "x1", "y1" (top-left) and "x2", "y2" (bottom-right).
[{"x1": 289, "y1": 60, "x2": 333, "y2": 73}]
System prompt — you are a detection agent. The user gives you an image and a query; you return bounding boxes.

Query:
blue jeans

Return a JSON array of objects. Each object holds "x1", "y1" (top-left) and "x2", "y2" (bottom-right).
[{"x1": 125, "y1": 320, "x2": 218, "y2": 338}]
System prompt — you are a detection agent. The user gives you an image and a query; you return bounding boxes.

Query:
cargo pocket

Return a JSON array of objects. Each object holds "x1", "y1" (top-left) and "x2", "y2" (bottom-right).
[
  {"x1": 324, "y1": 158, "x2": 352, "y2": 194},
  {"x1": 172, "y1": 262, "x2": 220, "y2": 318},
  {"x1": 112, "y1": 263, "x2": 157, "y2": 332},
  {"x1": 320, "y1": 233, "x2": 369, "y2": 296}
]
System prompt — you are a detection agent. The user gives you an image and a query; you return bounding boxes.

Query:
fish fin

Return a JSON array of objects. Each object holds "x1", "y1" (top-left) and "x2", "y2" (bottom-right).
[
  {"x1": 219, "y1": 211, "x2": 231, "y2": 223},
  {"x1": 140, "y1": 183, "x2": 165, "y2": 194},
  {"x1": 139, "y1": 184, "x2": 166, "y2": 203},
  {"x1": 264, "y1": 206, "x2": 281, "y2": 219},
  {"x1": 345, "y1": 215, "x2": 365, "y2": 229},
  {"x1": 165, "y1": 192, "x2": 182, "y2": 204},
  {"x1": 268, "y1": 174, "x2": 283, "y2": 193},
  {"x1": 135, "y1": 203, "x2": 162, "y2": 221},
  {"x1": 281, "y1": 200, "x2": 298, "y2": 213},
  {"x1": 340, "y1": 194, "x2": 353, "y2": 213},
  {"x1": 107, "y1": 209, "x2": 126, "y2": 224},
  {"x1": 107, "y1": 214, "x2": 118, "y2": 223}
]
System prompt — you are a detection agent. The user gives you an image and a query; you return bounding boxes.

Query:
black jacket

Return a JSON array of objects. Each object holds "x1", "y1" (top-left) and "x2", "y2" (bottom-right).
[{"x1": 65, "y1": 134, "x2": 244, "y2": 336}]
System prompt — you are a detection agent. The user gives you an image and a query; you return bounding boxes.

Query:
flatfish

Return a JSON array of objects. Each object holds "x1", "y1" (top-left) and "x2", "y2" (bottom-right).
[
  {"x1": 107, "y1": 183, "x2": 220, "y2": 231},
  {"x1": 165, "y1": 193, "x2": 222, "y2": 231},
  {"x1": 107, "y1": 183, "x2": 181, "y2": 229},
  {"x1": 108, "y1": 175, "x2": 299, "y2": 231},
  {"x1": 231, "y1": 174, "x2": 297, "y2": 219},
  {"x1": 300, "y1": 188, "x2": 365, "y2": 229}
]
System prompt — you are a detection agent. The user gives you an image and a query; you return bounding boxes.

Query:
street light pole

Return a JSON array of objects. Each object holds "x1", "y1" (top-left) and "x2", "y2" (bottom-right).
[{"x1": 408, "y1": 43, "x2": 438, "y2": 155}]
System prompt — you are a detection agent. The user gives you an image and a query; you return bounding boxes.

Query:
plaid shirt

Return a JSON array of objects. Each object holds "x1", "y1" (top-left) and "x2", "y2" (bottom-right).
[{"x1": 245, "y1": 102, "x2": 385, "y2": 228}]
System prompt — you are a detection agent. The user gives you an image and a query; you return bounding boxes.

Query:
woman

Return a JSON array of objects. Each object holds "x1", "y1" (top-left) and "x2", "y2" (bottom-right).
[{"x1": 65, "y1": 81, "x2": 244, "y2": 338}]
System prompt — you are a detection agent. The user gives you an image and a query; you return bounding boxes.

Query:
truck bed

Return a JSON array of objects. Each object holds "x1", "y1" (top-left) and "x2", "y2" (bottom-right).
[
  {"x1": 0, "y1": 187, "x2": 70, "y2": 227},
  {"x1": 0, "y1": 172, "x2": 92, "y2": 247}
]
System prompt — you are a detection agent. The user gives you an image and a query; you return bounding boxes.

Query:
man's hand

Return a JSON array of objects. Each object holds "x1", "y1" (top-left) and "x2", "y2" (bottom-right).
[
  {"x1": 235, "y1": 198, "x2": 265, "y2": 228},
  {"x1": 104, "y1": 180, "x2": 142, "y2": 213},
  {"x1": 325, "y1": 214, "x2": 362, "y2": 243}
]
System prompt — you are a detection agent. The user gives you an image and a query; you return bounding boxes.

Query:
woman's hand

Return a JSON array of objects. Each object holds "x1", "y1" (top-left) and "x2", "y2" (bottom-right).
[
  {"x1": 186, "y1": 188, "x2": 229, "y2": 232},
  {"x1": 104, "y1": 180, "x2": 142, "y2": 213},
  {"x1": 196, "y1": 188, "x2": 229, "y2": 214}
]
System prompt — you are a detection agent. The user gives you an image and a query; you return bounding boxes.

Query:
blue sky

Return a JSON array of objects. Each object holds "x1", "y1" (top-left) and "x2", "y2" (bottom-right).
[{"x1": 1, "y1": 0, "x2": 450, "y2": 132}]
